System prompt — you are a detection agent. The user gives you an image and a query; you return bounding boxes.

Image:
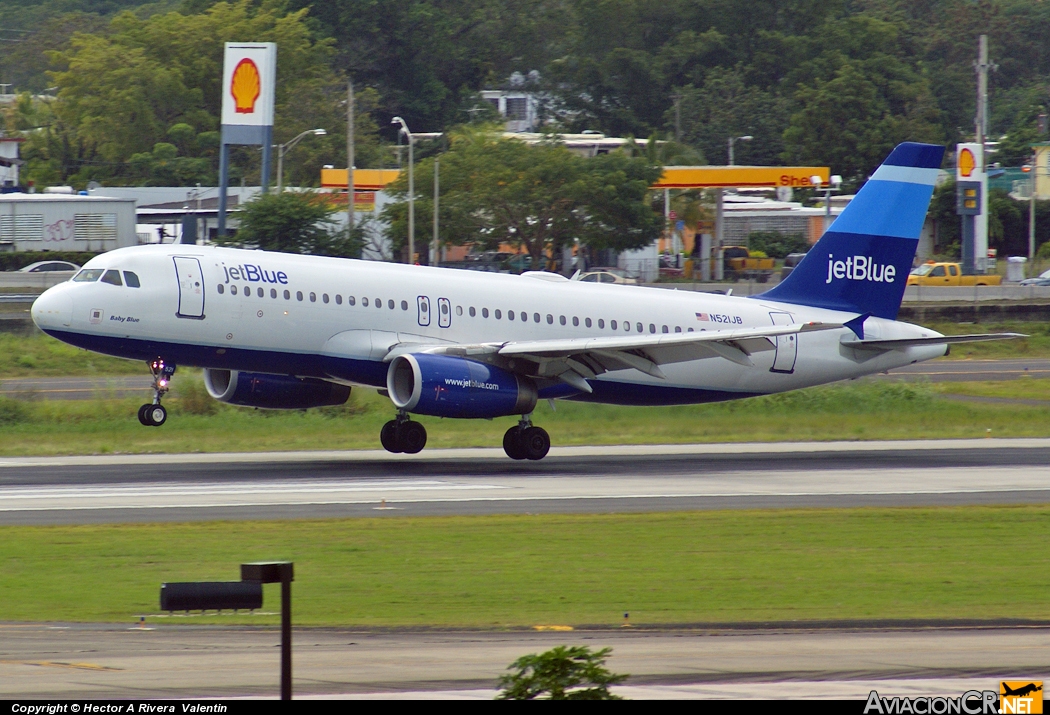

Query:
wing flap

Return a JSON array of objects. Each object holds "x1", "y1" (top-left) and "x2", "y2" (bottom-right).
[{"x1": 841, "y1": 333, "x2": 1026, "y2": 351}]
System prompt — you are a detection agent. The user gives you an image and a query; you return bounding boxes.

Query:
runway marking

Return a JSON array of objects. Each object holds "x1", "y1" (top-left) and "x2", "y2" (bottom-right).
[{"x1": 0, "y1": 659, "x2": 122, "y2": 671}]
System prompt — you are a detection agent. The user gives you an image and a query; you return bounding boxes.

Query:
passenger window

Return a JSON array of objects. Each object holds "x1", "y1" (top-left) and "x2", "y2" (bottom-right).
[
  {"x1": 580, "y1": 274, "x2": 597, "y2": 282},
  {"x1": 73, "y1": 269, "x2": 104, "y2": 282},
  {"x1": 598, "y1": 319, "x2": 605, "y2": 329},
  {"x1": 625, "y1": 322, "x2": 631, "y2": 332},
  {"x1": 534, "y1": 313, "x2": 540, "y2": 323},
  {"x1": 495, "y1": 309, "x2": 502, "y2": 319},
  {"x1": 362, "y1": 297, "x2": 368, "y2": 306},
  {"x1": 231, "y1": 285, "x2": 238, "y2": 295},
  {"x1": 688, "y1": 327, "x2": 694, "y2": 332},
  {"x1": 388, "y1": 299, "x2": 395, "y2": 310},
  {"x1": 585, "y1": 318, "x2": 592, "y2": 328},
  {"x1": 257, "y1": 287, "x2": 264, "y2": 298},
  {"x1": 637, "y1": 322, "x2": 643, "y2": 333},
  {"x1": 662, "y1": 326, "x2": 668, "y2": 333},
  {"x1": 457, "y1": 306, "x2": 463, "y2": 316},
  {"x1": 570, "y1": 317, "x2": 577, "y2": 326},
  {"x1": 271, "y1": 288, "x2": 277, "y2": 298},
  {"x1": 674, "y1": 326, "x2": 681, "y2": 333},
  {"x1": 310, "y1": 292, "x2": 317, "y2": 302},
  {"x1": 469, "y1": 307, "x2": 476, "y2": 317},
  {"x1": 320, "y1": 293, "x2": 327, "y2": 304},
  {"x1": 403, "y1": 300, "x2": 410, "y2": 311},
  {"x1": 123, "y1": 271, "x2": 140, "y2": 288},
  {"x1": 297, "y1": 291, "x2": 303, "y2": 301},
  {"x1": 217, "y1": 284, "x2": 225, "y2": 295},
  {"x1": 244, "y1": 286, "x2": 250, "y2": 297},
  {"x1": 649, "y1": 324, "x2": 656, "y2": 333},
  {"x1": 376, "y1": 298, "x2": 382, "y2": 309},
  {"x1": 284, "y1": 290, "x2": 291, "y2": 300},
  {"x1": 547, "y1": 314, "x2": 553, "y2": 324},
  {"x1": 100, "y1": 270, "x2": 122, "y2": 286},
  {"x1": 508, "y1": 310, "x2": 515, "y2": 321},
  {"x1": 948, "y1": 265, "x2": 958, "y2": 276},
  {"x1": 336, "y1": 294, "x2": 342, "y2": 305},
  {"x1": 559, "y1": 316, "x2": 566, "y2": 325},
  {"x1": 482, "y1": 308, "x2": 489, "y2": 318},
  {"x1": 610, "y1": 320, "x2": 617, "y2": 330},
  {"x1": 348, "y1": 296, "x2": 355, "y2": 306}
]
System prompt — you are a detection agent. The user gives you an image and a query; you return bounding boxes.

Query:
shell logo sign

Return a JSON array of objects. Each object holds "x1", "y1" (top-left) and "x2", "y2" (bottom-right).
[
  {"x1": 231, "y1": 58, "x2": 261, "y2": 114},
  {"x1": 958, "y1": 147, "x2": 976, "y2": 178},
  {"x1": 221, "y1": 42, "x2": 276, "y2": 128}
]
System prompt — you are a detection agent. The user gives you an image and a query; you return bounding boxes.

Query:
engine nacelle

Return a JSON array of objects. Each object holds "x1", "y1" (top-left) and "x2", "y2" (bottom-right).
[
  {"x1": 203, "y1": 369, "x2": 350, "y2": 410},
  {"x1": 387, "y1": 354, "x2": 537, "y2": 419}
]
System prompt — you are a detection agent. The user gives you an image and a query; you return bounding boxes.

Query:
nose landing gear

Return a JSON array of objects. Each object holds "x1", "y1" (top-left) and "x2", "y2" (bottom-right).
[
  {"x1": 138, "y1": 359, "x2": 175, "y2": 427},
  {"x1": 503, "y1": 415, "x2": 550, "y2": 461},
  {"x1": 380, "y1": 411, "x2": 428, "y2": 454}
]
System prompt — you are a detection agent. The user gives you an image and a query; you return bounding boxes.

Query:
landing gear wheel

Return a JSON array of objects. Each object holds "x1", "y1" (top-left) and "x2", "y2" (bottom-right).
[
  {"x1": 145, "y1": 404, "x2": 167, "y2": 427},
  {"x1": 137, "y1": 404, "x2": 151, "y2": 426},
  {"x1": 521, "y1": 426, "x2": 550, "y2": 461},
  {"x1": 381, "y1": 420, "x2": 403, "y2": 453},
  {"x1": 503, "y1": 427, "x2": 527, "y2": 460},
  {"x1": 398, "y1": 421, "x2": 427, "y2": 454}
]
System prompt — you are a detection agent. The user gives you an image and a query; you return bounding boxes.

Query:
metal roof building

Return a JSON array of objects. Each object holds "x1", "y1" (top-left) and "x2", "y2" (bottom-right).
[{"x1": 0, "y1": 193, "x2": 137, "y2": 252}]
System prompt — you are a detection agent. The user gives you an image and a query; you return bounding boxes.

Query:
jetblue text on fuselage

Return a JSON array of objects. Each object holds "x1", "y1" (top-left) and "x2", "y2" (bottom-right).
[
  {"x1": 222, "y1": 263, "x2": 289, "y2": 285},
  {"x1": 825, "y1": 254, "x2": 897, "y2": 284}
]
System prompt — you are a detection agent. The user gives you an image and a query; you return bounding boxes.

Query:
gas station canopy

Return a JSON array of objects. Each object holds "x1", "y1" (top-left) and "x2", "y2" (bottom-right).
[{"x1": 654, "y1": 166, "x2": 829, "y2": 189}]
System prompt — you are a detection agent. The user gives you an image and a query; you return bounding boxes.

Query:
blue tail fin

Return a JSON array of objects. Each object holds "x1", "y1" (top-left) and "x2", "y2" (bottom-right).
[{"x1": 755, "y1": 142, "x2": 944, "y2": 320}]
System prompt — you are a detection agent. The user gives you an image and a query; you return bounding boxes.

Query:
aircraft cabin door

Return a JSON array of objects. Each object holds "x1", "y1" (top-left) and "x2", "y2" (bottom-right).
[
  {"x1": 173, "y1": 256, "x2": 205, "y2": 319},
  {"x1": 417, "y1": 296, "x2": 431, "y2": 327},
  {"x1": 437, "y1": 297, "x2": 451, "y2": 328},
  {"x1": 769, "y1": 311, "x2": 797, "y2": 373}
]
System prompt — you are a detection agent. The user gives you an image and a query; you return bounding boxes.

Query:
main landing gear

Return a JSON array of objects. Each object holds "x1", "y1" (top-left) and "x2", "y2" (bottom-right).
[
  {"x1": 138, "y1": 359, "x2": 175, "y2": 427},
  {"x1": 380, "y1": 411, "x2": 428, "y2": 454},
  {"x1": 503, "y1": 415, "x2": 550, "y2": 461}
]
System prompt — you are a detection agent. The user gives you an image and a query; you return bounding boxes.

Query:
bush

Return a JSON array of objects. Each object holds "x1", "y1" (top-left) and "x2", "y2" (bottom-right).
[
  {"x1": 748, "y1": 231, "x2": 809, "y2": 259},
  {"x1": 172, "y1": 376, "x2": 219, "y2": 416},
  {"x1": 497, "y1": 646, "x2": 627, "y2": 700},
  {"x1": 0, "y1": 396, "x2": 31, "y2": 425}
]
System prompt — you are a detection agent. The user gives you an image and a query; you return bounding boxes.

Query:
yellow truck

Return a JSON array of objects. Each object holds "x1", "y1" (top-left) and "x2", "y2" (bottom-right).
[
  {"x1": 724, "y1": 246, "x2": 775, "y2": 283},
  {"x1": 906, "y1": 262, "x2": 1002, "y2": 287}
]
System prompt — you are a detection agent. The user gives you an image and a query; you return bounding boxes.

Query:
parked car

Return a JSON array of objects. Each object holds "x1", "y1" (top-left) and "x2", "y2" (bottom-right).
[
  {"x1": 17, "y1": 260, "x2": 81, "y2": 273},
  {"x1": 780, "y1": 252, "x2": 808, "y2": 281},
  {"x1": 906, "y1": 262, "x2": 1001, "y2": 287},
  {"x1": 578, "y1": 268, "x2": 638, "y2": 285},
  {"x1": 1019, "y1": 269, "x2": 1050, "y2": 286}
]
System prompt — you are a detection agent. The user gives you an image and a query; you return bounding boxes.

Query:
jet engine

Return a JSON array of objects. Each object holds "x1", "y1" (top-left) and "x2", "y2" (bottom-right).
[
  {"x1": 203, "y1": 369, "x2": 350, "y2": 409},
  {"x1": 387, "y1": 354, "x2": 536, "y2": 419}
]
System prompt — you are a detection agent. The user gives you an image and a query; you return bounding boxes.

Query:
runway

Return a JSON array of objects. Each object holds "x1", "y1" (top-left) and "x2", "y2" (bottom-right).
[
  {"x1": 3, "y1": 439, "x2": 1050, "y2": 525},
  {"x1": 1, "y1": 622, "x2": 1047, "y2": 698}
]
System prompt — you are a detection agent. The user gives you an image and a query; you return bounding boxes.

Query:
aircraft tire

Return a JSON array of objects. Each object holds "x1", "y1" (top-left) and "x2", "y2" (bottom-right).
[
  {"x1": 137, "y1": 404, "x2": 151, "y2": 426},
  {"x1": 522, "y1": 426, "x2": 550, "y2": 461},
  {"x1": 399, "y1": 421, "x2": 427, "y2": 454},
  {"x1": 146, "y1": 404, "x2": 167, "y2": 427},
  {"x1": 503, "y1": 427, "x2": 527, "y2": 460},
  {"x1": 380, "y1": 420, "x2": 402, "y2": 453}
]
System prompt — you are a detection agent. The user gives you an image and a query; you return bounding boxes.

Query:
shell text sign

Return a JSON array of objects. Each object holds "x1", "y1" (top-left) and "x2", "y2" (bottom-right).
[{"x1": 231, "y1": 58, "x2": 261, "y2": 114}]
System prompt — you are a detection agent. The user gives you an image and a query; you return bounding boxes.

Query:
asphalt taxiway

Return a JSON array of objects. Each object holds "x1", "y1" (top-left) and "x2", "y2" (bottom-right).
[{"x1": 2, "y1": 439, "x2": 1049, "y2": 525}]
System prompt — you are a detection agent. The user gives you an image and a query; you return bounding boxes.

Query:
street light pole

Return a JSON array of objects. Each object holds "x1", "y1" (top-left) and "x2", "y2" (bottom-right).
[
  {"x1": 727, "y1": 135, "x2": 752, "y2": 166},
  {"x1": 433, "y1": 157, "x2": 439, "y2": 266},
  {"x1": 391, "y1": 116, "x2": 414, "y2": 262},
  {"x1": 347, "y1": 79, "x2": 354, "y2": 233},
  {"x1": 276, "y1": 129, "x2": 327, "y2": 193}
]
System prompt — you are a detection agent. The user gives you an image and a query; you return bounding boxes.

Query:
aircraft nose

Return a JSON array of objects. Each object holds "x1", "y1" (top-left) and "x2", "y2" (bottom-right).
[{"x1": 32, "y1": 288, "x2": 73, "y2": 329}]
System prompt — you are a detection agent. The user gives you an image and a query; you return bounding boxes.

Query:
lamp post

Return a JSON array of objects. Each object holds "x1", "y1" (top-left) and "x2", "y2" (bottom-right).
[
  {"x1": 811, "y1": 174, "x2": 843, "y2": 235},
  {"x1": 276, "y1": 129, "x2": 326, "y2": 192},
  {"x1": 727, "y1": 135, "x2": 752, "y2": 166},
  {"x1": 391, "y1": 116, "x2": 415, "y2": 262}
]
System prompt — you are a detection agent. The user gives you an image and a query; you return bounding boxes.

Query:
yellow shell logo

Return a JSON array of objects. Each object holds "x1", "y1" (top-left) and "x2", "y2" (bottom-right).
[
  {"x1": 958, "y1": 147, "x2": 976, "y2": 177},
  {"x1": 231, "y1": 58, "x2": 261, "y2": 114}
]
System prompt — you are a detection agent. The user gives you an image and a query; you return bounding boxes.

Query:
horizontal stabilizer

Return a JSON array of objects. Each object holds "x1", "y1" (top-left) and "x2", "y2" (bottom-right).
[{"x1": 841, "y1": 333, "x2": 1026, "y2": 351}]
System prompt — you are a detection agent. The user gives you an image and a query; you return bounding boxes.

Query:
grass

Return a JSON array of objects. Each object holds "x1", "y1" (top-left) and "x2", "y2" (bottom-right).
[
  {"x1": 1, "y1": 507, "x2": 1048, "y2": 626},
  {"x1": 0, "y1": 380, "x2": 1045, "y2": 455}
]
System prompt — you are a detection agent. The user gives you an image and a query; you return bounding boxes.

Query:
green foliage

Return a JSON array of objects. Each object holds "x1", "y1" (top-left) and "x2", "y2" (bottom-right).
[
  {"x1": 171, "y1": 374, "x2": 218, "y2": 416},
  {"x1": 747, "y1": 231, "x2": 808, "y2": 259},
  {"x1": 0, "y1": 396, "x2": 30, "y2": 425},
  {"x1": 215, "y1": 191, "x2": 360, "y2": 257},
  {"x1": 382, "y1": 127, "x2": 662, "y2": 263},
  {"x1": 497, "y1": 646, "x2": 627, "y2": 700},
  {"x1": 930, "y1": 179, "x2": 1050, "y2": 258}
]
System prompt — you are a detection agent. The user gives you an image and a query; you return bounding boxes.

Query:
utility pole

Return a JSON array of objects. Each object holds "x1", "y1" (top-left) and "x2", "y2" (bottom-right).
[
  {"x1": 973, "y1": 34, "x2": 996, "y2": 273},
  {"x1": 432, "y1": 157, "x2": 440, "y2": 266},
  {"x1": 347, "y1": 79, "x2": 355, "y2": 233}
]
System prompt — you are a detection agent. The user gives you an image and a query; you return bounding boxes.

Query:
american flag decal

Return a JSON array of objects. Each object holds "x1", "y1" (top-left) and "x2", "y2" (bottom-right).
[{"x1": 696, "y1": 312, "x2": 709, "y2": 321}]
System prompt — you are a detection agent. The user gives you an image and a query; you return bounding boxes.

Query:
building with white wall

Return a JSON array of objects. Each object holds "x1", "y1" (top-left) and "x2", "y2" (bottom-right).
[{"x1": 0, "y1": 194, "x2": 137, "y2": 251}]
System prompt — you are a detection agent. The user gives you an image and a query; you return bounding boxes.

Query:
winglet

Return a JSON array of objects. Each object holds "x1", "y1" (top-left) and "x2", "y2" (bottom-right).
[{"x1": 844, "y1": 313, "x2": 871, "y2": 340}]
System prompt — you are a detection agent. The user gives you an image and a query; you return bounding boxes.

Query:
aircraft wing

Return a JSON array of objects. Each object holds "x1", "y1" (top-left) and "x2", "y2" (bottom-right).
[
  {"x1": 385, "y1": 322, "x2": 839, "y2": 394},
  {"x1": 840, "y1": 333, "x2": 1026, "y2": 351}
]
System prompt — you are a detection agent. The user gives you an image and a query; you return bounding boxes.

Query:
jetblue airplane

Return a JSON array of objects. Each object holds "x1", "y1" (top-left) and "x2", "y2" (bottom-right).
[{"x1": 31, "y1": 142, "x2": 1018, "y2": 460}]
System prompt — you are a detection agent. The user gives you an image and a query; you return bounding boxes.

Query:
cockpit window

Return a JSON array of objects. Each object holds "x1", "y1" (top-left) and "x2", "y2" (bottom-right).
[
  {"x1": 100, "y1": 270, "x2": 123, "y2": 286},
  {"x1": 123, "y1": 271, "x2": 140, "y2": 288},
  {"x1": 73, "y1": 269, "x2": 105, "y2": 282}
]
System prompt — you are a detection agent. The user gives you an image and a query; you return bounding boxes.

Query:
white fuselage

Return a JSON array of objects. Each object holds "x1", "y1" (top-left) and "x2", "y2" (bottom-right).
[{"x1": 31, "y1": 244, "x2": 947, "y2": 406}]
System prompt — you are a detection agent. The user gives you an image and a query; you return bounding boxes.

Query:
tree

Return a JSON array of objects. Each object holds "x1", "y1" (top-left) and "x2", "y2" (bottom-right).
[
  {"x1": 381, "y1": 127, "x2": 662, "y2": 265},
  {"x1": 497, "y1": 646, "x2": 627, "y2": 700},
  {"x1": 215, "y1": 191, "x2": 360, "y2": 257}
]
